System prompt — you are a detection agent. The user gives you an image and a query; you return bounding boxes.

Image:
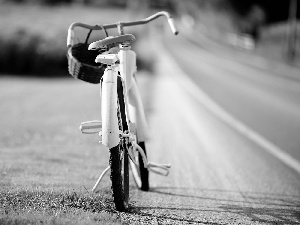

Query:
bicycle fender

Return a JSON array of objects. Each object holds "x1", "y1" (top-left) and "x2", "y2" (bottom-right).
[{"x1": 101, "y1": 66, "x2": 120, "y2": 149}]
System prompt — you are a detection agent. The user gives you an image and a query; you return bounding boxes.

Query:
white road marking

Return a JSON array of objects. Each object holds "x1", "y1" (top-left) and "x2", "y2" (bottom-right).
[{"x1": 158, "y1": 42, "x2": 300, "y2": 175}]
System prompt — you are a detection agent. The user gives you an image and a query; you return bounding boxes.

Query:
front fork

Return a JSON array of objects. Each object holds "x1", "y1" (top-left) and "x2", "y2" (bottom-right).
[
  {"x1": 100, "y1": 65, "x2": 120, "y2": 149},
  {"x1": 101, "y1": 48, "x2": 131, "y2": 149},
  {"x1": 80, "y1": 48, "x2": 131, "y2": 148}
]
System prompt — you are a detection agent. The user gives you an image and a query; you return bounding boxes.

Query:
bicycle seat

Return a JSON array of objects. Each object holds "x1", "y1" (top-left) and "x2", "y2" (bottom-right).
[{"x1": 89, "y1": 34, "x2": 135, "y2": 50}]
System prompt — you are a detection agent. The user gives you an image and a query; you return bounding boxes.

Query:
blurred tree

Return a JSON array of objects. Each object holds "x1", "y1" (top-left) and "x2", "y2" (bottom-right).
[
  {"x1": 127, "y1": 0, "x2": 148, "y2": 11},
  {"x1": 73, "y1": 0, "x2": 90, "y2": 5},
  {"x1": 228, "y1": 0, "x2": 300, "y2": 23},
  {"x1": 286, "y1": 0, "x2": 298, "y2": 60},
  {"x1": 234, "y1": 4, "x2": 266, "y2": 41},
  {"x1": 226, "y1": 0, "x2": 300, "y2": 43}
]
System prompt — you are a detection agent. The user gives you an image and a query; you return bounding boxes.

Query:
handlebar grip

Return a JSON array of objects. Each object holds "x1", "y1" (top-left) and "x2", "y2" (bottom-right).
[
  {"x1": 67, "y1": 27, "x2": 74, "y2": 48},
  {"x1": 167, "y1": 17, "x2": 179, "y2": 35}
]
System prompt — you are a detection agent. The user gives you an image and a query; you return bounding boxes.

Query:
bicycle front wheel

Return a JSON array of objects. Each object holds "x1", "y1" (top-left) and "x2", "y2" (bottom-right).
[
  {"x1": 109, "y1": 143, "x2": 127, "y2": 211},
  {"x1": 109, "y1": 77, "x2": 129, "y2": 211}
]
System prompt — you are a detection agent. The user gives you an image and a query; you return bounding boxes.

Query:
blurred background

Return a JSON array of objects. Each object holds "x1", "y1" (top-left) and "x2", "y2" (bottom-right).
[
  {"x1": 0, "y1": 0, "x2": 299, "y2": 76},
  {"x1": 1, "y1": 0, "x2": 300, "y2": 188},
  {"x1": 1, "y1": 0, "x2": 300, "y2": 180}
]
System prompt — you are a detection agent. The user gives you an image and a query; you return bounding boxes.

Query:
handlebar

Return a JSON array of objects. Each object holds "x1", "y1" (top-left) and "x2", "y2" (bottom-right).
[{"x1": 67, "y1": 11, "x2": 178, "y2": 48}]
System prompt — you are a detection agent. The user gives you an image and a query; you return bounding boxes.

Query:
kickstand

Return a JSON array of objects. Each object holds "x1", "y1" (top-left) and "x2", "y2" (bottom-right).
[{"x1": 92, "y1": 166, "x2": 110, "y2": 193}]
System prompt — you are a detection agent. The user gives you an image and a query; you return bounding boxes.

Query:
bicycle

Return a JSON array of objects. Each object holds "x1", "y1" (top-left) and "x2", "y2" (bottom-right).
[{"x1": 67, "y1": 11, "x2": 178, "y2": 211}]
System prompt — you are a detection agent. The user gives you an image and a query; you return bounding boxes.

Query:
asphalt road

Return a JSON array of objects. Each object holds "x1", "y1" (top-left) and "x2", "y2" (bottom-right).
[
  {"x1": 127, "y1": 31, "x2": 300, "y2": 224},
  {"x1": 166, "y1": 31, "x2": 300, "y2": 164}
]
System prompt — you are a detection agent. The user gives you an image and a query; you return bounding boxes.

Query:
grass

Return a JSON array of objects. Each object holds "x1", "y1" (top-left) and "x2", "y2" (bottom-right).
[
  {"x1": 0, "y1": 4, "x2": 160, "y2": 222},
  {"x1": 0, "y1": 70, "x2": 158, "y2": 224},
  {"x1": 0, "y1": 77, "x2": 127, "y2": 224},
  {"x1": 0, "y1": 190, "x2": 121, "y2": 225}
]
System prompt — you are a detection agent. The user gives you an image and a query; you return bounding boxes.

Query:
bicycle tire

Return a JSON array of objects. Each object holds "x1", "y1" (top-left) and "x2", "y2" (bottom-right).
[
  {"x1": 109, "y1": 143, "x2": 126, "y2": 211},
  {"x1": 109, "y1": 77, "x2": 129, "y2": 211},
  {"x1": 130, "y1": 141, "x2": 149, "y2": 191}
]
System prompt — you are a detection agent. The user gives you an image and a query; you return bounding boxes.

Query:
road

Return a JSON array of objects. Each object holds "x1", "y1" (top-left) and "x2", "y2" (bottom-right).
[{"x1": 126, "y1": 31, "x2": 300, "y2": 224}]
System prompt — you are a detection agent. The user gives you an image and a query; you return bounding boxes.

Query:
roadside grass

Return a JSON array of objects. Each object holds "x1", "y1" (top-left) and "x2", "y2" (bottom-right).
[
  {"x1": 0, "y1": 191, "x2": 121, "y2": 225},
  {"x1": 0, "y1": 4, "x2": 160, "y2": 223},
  {"x1": 0, "y1": 71, "x2": 156, "y2": 224},
  {"x1": 0, "y1": 77, "x2": 125, "y2": 224}
]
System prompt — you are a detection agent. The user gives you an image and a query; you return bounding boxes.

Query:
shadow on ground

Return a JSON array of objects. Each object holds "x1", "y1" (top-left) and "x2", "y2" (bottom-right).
[{"x1": 126, "y1": 187, "x2": 300, "y2": 224}]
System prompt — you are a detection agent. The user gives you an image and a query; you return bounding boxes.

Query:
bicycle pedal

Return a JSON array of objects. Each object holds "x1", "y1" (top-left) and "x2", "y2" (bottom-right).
[{"x1": 80, "y1": 120, "x2": 102, "y2": 134}]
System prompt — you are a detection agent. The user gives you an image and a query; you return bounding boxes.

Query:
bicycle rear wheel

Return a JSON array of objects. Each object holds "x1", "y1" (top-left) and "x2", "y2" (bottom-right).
[{"x1": 130, "y1": 141, "x2": 149, "y2": 191}]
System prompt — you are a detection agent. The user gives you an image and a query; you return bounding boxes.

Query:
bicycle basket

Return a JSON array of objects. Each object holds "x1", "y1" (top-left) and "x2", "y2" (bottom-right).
[{"x1": 67, "y1": 27, "x2": 108, "y2": 84}]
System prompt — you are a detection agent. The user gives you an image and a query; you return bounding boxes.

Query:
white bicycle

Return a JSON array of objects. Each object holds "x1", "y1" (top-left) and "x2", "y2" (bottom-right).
[{"x1": 67, "y1": 11, "x2": 178, "y2": 211}]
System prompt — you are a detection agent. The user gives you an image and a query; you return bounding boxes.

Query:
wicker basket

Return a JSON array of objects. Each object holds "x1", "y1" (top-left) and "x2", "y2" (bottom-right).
[{"x1": 67, "y1": 28, "x2": 108, "y2": 84}]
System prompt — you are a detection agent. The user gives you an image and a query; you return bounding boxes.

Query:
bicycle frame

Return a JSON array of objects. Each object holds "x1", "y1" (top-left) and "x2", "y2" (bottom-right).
[
  {"x1": 67, "y1": 11, "x2": 178, "y2": 149},
  {"x1": 99, "y1": 38, "x2": 149, "y2": 150},
  {"x1": 69, "y1": 12, "x2": 177, "y2": 202}
]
